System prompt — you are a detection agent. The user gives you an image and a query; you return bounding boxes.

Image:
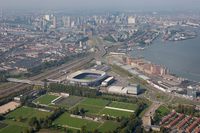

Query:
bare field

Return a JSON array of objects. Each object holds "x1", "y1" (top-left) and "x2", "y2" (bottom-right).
[
  {"x1": 56, "y1": 96, "x2": 84, "y2": 108},
  {"x1": 0, "y1": 101, "x2": 21, "y2": 114}
]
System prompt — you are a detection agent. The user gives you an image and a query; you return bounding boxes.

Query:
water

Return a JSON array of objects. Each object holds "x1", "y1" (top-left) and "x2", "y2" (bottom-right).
[{"x1": 131, "y1": 30, "x2": 200, "y2": 82}]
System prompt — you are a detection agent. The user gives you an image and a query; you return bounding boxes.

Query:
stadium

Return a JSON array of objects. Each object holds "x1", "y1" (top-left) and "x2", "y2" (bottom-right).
[{"x1": 67, "y1": 69, "x2": 107, "y2": 86}]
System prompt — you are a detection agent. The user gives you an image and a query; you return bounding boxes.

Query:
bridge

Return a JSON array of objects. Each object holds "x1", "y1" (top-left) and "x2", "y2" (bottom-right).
[{"x1": 7, "y1": 78, "x2": 44, "y2": 86}]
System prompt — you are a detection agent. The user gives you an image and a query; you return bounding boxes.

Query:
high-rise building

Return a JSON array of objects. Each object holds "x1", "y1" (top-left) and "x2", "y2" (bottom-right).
[
  {"x1": 63, "y1": 16, "x2": 71, "y2": 28},
  {"x1": 44, "y1": 15, "x2": 50, "y2": 21},
  {"x1": 0, "y1": 8, "x2": 3, "y2": 19},
  {"x1": 71, "y1": 21, "x2": 75, "y2": 27},
  {"x1": 128, "y1": 16, "x2": 136, "y2": 25},
  {"x1": 187, "y1": 86, "x2": 197, "y2": 98},
  {"x1": 52, "y1": 16, "x2": 57, "y2": 28}
]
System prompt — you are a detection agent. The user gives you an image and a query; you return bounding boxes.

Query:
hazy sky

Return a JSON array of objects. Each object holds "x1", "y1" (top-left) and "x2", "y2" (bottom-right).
[{"x1": 0, "y1": 0, "x2": 199, "y2": 11}]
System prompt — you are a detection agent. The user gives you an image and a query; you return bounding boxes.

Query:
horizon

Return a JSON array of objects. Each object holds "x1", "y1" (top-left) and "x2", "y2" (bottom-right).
[{"x1": 0, "y1": 0, "x2": 200, "y2": 11}]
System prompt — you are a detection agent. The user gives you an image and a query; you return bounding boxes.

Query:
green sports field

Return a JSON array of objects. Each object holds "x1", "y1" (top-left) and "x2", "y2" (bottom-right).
[
  {"x1": 80, "y1": 98, "x2": 110, "y2": 107},
  {"x1": 98, "y1": 121, "x2": 119, "y2": 132},
  {"x1": 73, "y1": 98, "x2": 110, "y2": 115},
  {"x1": 1, "y1": 106, "x2": 53, "y2": 133},
  {"x1": 108, "y1": 101, "x2": 138, "y2": 111},
  {"x1": 100, "y1": 108, "x2": 133, "y2": 117},
  {"x1": 54, "y1": 112, "x2": 100, "y2": 130},
  {"x1": 72, "y1": 98, "x2": 137, "y2": 117},
  {"x1": 6, "y1": 106, "x2": 51, "y2": 122},
  {"x1": 76, "y1": 104, "x2": 103, "y2": 115},
  {"x1": 34, "y1": 94, "x2": 59, "y2": 105},
  {"x1": 0, "y1": 125, "x2": 27, "y2": 133}
]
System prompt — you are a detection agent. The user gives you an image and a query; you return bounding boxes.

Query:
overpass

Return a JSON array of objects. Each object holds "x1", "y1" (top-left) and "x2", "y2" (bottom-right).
[{"x1": 7, "y1": 78, "x2": 44, "y2": 86}]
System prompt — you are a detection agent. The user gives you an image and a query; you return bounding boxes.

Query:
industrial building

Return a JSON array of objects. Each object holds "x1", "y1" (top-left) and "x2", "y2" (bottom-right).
[
  {"x1": 125, "y1": 84, "x2": 140, "y2": 95},
  {"x1": 101, "y1": 76, "x2": 115, "y2": 87},
  {"x1": 108, "y1": 84, "x2": 140, "y2": 95}
]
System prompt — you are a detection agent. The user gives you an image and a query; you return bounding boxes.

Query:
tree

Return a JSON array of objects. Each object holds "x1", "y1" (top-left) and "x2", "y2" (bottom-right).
[
  {"x1": 0, "y1": 115, "x2": 5, "y2": 120},
  {"x1": 29, "y1": 117, "x2": 38, "y2": 127},
  {"x1": 93, "y1": 129, "x2": 100, "y2": 133},
  {"x1": 80, "y1": 108, "x2": 86, "y2": 116},
  {"x1": 66, "y1": 129, "x2": 73, "y2": 133},
  {"x1": 81, "y1": 125, "x2": 87, "y2": 133}
]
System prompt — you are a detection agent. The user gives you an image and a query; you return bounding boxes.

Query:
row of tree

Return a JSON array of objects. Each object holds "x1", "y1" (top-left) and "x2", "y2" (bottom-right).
[
  {"x1": 24, "y1": 108, "x2": 65, "y2": 133},
  {"x1": 176, "y1": 104, "x2": 199, "y2": 116},
  {"x1": 49, "y1": 83, "x2": 101, "y2": 97}
]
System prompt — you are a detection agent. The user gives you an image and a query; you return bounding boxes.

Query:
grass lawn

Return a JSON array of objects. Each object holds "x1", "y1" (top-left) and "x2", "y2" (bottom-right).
[
  {"x1": 76, "y1": 104, "x2": 104, "y2": 115},
  {"x1": 34, "y1": 94, "x2": 59, "y2": 105},
  {"x1": 0, "y1": 125, "x2": 27, "y2": 133},
  {"x1": 6, "y1": 106, "x2": 51, "y2": 122},
  {"x1": 54, "y1": 112, "x2": 100, "y2": 130},
  {"x1": 80, "y1": 98, "x2": 110, "y2": 107},
  {"x1": 38, "y1": 129, "x2": 66, "y2": 133},
  {"x1": 98, "y1": 121, "x2": 119, "y2": 132},
  {"x1": 3, "y1": 119, "x2": 28, "y2": 128},
  {"x1": 0, "y1": 123, "x2": 7, "y2": 130},
  {"x1": 156, "y1": 105, "x2": 170, "y2": 116},
  {"x1": 73, "y1": 98, "x2": 136, "y2": 117},
  {"x1": 100, "y1": 108, "x2": 133, "y2": 117},
  {"x1": 72, "y1": 98, "x2": 110, "y2": 115},
  {"x1": 108, "y1": 101, "x2": 138, "y2": 111}
]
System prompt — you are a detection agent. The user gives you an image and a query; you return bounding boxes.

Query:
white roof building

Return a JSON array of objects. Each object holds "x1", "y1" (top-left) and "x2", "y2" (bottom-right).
[
  {"x1": 108, "y1": 86, "x2": 126, "y2": 94},
  {"x1": 108, "y1": 84, "x2": 140, "y2": 95},
  {"x1": 125, "y1": 84, "x2": 140, "y2": 95}
]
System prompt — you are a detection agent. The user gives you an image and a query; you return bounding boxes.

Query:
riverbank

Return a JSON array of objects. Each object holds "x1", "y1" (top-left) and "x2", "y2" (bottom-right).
[{"x1": 130, "y1": 35, "x2": 200, "y2": 82}]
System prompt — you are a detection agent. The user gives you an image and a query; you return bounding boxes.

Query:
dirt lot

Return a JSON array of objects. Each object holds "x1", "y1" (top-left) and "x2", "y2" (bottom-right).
[
  {"x1": 56, "y1": 96, "x2": 84, "y2": 109},
  {"x1": 0, "y1": 101, "x2": 21, "y2": 114}
]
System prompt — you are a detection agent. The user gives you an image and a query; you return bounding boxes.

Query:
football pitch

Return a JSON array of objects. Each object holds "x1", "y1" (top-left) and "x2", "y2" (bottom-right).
[
  {"x1": 0, "y1": 106, "x2": 52, "y2": 133},
  {"x1": 6, "y1": 106, "x2": 51, "y2": 122},
  {"x1": 33, "y1": 94, "x2": 59, "y2": 105},
  {"x1": 54, "y1": 112, "x2": 100, "y2": 130},
  {"x1": 72, "y1": 98, "x2": 137, "y2": 118}
]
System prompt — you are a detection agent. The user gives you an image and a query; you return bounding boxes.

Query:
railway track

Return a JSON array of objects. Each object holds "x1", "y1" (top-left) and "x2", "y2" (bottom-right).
[
  {"x1": 29, "y1": 56, "x2": 93, "y2": 81},
  {"x1": 47, "y1": 57, "x2": 93, "y2": 80},
  {"x1": 0, "y1": 38, "x2": 108, "y2": 99},
  {"x1": 0, "y1": 55, "x2": 93, "y2": 99}
]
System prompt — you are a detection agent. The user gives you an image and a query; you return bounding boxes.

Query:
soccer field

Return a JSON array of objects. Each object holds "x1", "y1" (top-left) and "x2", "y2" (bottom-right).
[
  {"x1": 54, "y1": 112, "x2": 100, "y2": 130},
  {"x1": 0, "y1": 125, "x2": 27, "y2": 133},
  {"x1": 34, "y1": 94, "x2": 59, "y2": 105},
  {"x1": 100, "y1": 108, "x2": 133, "y2": 117},
  {"x1": 1, "y1": 106, "x2": 51, "y2": 133},
  {"x1": 80, "y1": 98, "x2": 110, "y2": 107},
  {"x1": 98, "y1": 121, "x2": 119, "y2": 132},
  {"x1": 6, "y1": 106, "x2": 51, "y2": 122},
  {"x1": 74, "y1": 98, "x2": 110, "y2": 115},
  {"x1": 72, "y1": 97, "x2": 137, "y2": 117},
  {"x1": 108, "y1": 101, "x2": 138, "y2": 111}
]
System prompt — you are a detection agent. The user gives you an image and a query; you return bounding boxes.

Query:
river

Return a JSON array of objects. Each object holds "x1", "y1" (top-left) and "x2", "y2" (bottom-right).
[{"x1": 131, "y1": 28, "x2": 200, "y2": 82}]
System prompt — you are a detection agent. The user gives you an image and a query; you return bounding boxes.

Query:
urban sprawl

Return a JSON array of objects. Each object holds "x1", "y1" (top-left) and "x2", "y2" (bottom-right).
[{"x1": 0, "y1": 10, "x2": 200, "y2": 133}]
